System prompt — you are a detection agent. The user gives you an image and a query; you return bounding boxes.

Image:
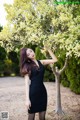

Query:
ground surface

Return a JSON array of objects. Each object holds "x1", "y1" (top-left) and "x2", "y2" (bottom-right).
[{"x1": 0, "y1": 77, "x2": 80, "y2": 120}]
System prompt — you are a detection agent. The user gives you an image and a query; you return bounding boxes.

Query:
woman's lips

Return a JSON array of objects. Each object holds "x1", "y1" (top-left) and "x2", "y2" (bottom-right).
[{"x1": 32, "y1": 55, "x2": 34, "y2": 57}]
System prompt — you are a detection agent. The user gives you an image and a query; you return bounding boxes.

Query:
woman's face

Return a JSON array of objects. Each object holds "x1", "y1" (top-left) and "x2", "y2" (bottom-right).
[{"x1": 26, "y1": 48, "x2": 35, "y2": 60}]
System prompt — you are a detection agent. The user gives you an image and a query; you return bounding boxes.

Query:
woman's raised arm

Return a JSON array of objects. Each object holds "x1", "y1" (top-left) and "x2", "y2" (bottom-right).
[{"x1": 40, "y1": 48, "x2": 58, "y2": 65}]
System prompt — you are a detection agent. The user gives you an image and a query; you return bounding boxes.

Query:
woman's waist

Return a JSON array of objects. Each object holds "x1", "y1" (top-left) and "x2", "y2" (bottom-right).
[
  {"x1": 29, "y1": 83, "x2": 46, "y2": 94},
  {"x1": 30, "y1": 81, "x2": 44, "y2": 86}
]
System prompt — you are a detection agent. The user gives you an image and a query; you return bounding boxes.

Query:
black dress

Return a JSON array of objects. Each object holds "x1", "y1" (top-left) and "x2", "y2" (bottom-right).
[{"x1": 28, "y1": 60, "x2": 47, "y2": 113}]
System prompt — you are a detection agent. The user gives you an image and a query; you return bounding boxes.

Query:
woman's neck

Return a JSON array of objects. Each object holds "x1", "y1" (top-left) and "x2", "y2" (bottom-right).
[{"x1": 32, "y1": 59, "x2": 37, "y2": 62}]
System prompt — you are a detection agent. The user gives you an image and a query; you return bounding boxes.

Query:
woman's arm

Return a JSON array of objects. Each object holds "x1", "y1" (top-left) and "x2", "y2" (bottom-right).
[
  {"x1": 24, "y1": 74, "x2": 31, "y2": 101},
  {"x1": 40, "y1": 49, "x2": 58, "y2": 65},
  {"x1": 24, "y1": 74, "x2": 31, "y2": 110}
]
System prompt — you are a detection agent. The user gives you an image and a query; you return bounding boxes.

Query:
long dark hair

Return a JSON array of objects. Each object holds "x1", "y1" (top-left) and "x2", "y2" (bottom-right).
[{"x1": 20, "y1": 48, "x2": 38, "y2": 77}]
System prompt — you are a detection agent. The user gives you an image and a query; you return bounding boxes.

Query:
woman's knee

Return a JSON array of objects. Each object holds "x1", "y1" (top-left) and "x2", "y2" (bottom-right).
[{"x1": 39, "y1": 111, "x2": 46, "y2": 120}]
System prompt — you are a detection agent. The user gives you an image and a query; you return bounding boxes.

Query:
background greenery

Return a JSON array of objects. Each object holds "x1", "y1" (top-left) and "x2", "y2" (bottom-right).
[{"x1": 0, "y1": 0, "x2": 80, "y2": 94}]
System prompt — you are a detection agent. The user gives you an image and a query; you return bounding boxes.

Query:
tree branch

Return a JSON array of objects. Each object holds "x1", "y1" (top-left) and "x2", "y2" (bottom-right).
[
  {"x1": 59, "y1": 56, "x2": 69, "y2": 75},
  {"x1": 49, "y1": 64, "x2": 56, "y2": 75}
]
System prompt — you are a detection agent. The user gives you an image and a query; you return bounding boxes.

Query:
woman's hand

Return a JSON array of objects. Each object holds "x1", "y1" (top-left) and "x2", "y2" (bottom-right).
[
  {"x1": 25, "y1": 99, "x2": 31, "y2": 110},
  {"x1": 44, "y1": 45, "x2": 50, "y2": 51}
]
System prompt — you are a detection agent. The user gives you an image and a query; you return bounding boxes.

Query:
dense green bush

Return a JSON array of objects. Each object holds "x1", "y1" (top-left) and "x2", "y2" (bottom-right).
[
  {"x1": 55, "y1": 49, "x2": 80, "y2": 94},
  {"x1": 3, "y1": 59, "x2": 12, "y2": 76},
  {"x1": 60, "y1": 56, "x2": 80, "y2": 94},
  {"x1": 8, "y1": 51, "x2": 20, "y2": 75},
  {"x1": 65, "y1": 56, "x2": 80, "y2": 94},
  {"x1": 8, "y1": 51, "x2": 19, "y2": 64},
  {"x1": 12, "y1": 63, "x2": 20, "y2": 75},
  {"x1": 0, "y1": 25, "x2": 3, "y2": 32},
  {"x1": 0, "y1": 48, "x2": 20, "y2": 76},
  {"x1": 0, "y1": 47, "x2": 6, "y2": 60},
  {"x1": 44, "y1": 66, "x2": 55, "y2": 82},
  {"x1": 61, "y1": 79, "x2": 70, "y2": 87},
  {"x1": 0, "y1": 61, "x2": 5, "y2": 76},
  {"x1": 61, "y1": 71, "x2": 70, "y2": 87},
  {"x1": 0, "y1": 47, "x2": 7, "y2": 76}
]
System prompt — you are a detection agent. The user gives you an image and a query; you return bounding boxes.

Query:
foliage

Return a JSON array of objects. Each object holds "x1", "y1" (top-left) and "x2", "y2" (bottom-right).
[
  {"x1": 3, "y1": 59, "x2": 12, "y2": 76},
  {"x1": 0, "y1": 0, "x2": 80, "y2": 93},
  {"x1": 61, "y1": 79, "x2": 70, "y2": 87},
  {"x1": 65, "y1": 56, "x2": 80, "y2": 94},
  {"x1": 0, "y1": 47, "x2": 20, "y2": 76},
  {"x1": 0, "y1": 61, "x2": 5, "y2": 75},
  {"x1": 8, "y1": 51, "x2": 20, "y2": 75},
  {"x1": 8, "y1": 51, "x2": 19, "y2": 63},
  {"x1": 11, "y1": 62, "x2": 20, "y2": 75},
  {"x1": 0, "y1": 25, "x2": 3, "y2": 32},
  {"x1": 0, "y1": 47, "x2": 6, "y2": 60},
  {"x1": 54, "y1": 0, "x2": 80, "y2": 5},
  {"x1": 0, "y1": 0, "x2": 79, "y2": 57},
  {"x1": 0, "y1": 25, "x2": 14, "y2": 52},
  {"x1": 35, "y1": 47, "x2": 46, "y2": 59}
]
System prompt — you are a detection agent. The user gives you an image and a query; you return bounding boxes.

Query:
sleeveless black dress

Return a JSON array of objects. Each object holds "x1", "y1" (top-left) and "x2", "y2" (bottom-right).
[{"x1": 28, "y1": 60, "x2": 47, "y2": 113}]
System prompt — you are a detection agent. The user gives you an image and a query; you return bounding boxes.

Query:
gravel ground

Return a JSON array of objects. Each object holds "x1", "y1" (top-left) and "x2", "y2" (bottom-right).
[{"x1": 0, "y1": 77, "x2": 80, "y2": 120}]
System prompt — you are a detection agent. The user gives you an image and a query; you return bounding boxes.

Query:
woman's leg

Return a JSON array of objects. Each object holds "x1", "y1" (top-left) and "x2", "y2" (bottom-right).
[
  {"x1": 28, "y1": 113, "x2": 35, "y2": 120},
  {"x1": 39, "y1": 111, "x2": 46, "y2": 120}
]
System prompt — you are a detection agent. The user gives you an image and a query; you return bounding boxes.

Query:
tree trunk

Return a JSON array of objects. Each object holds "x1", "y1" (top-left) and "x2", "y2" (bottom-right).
[
  {"x1": 49, "y1": 57, "x2": 69, "y2": 115},
  {"x1": 55, "y1": 74, "x2": 64, "y2": 114}
]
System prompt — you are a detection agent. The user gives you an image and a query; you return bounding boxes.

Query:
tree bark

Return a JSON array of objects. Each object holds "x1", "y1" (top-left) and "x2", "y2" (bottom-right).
[
  {"x1": 50, "y1": 57, "x2": 69, "y2": 114},
  {"x1": 55, "y1": 73, "x2": 63, "y2": 114}
]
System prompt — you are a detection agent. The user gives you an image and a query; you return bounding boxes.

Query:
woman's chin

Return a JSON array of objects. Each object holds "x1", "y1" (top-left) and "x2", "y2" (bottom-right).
[{"x1": 31, "y1": 56, "x2": 35, "y2": 59}]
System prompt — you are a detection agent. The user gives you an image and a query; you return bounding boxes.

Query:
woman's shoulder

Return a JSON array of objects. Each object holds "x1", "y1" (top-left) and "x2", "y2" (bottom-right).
[{"x1": 38, "y1": 60, "x2": 44, "y2": 65}]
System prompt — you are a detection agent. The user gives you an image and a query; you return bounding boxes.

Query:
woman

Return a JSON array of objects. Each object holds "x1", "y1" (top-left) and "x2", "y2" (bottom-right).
[{"x1": 20, "y1": 47, "x2": 57, "y2": 120}]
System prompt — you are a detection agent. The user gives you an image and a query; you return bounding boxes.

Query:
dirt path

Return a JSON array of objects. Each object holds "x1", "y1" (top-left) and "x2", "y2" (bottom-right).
[{"x1": 0, "y1": 77, "x2": 80, "y2": 120}]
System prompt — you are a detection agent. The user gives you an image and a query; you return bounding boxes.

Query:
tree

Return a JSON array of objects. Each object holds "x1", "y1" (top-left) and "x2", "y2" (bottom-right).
[
  {"x1": 0, "y1": 0, "x2": 80, "y2": 115},
  {"x1": 0, "y1": 25, "x2": 14, "y2": 52},
  {"x1": 0, "y1": 25, "x2": 3, "y2": 32}
]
